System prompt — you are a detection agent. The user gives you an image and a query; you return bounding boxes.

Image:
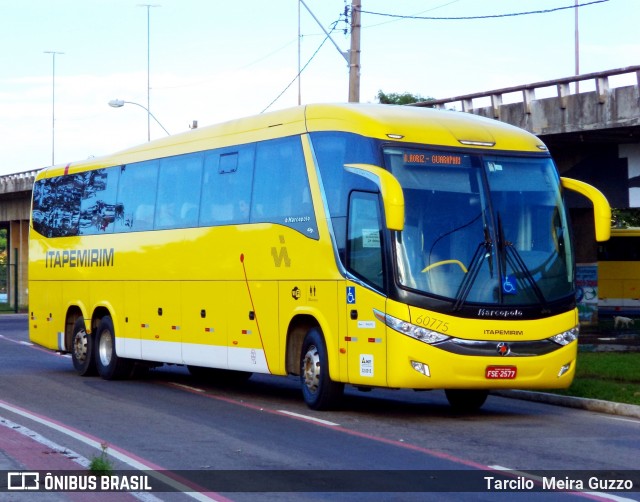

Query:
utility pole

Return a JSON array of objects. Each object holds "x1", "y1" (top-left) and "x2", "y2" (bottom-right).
[
  {"x1": 348, "y1": 0, "x2": 361, "y2": 102},
  {"x1": 574, "y1": 0, "x2": 580, "y2": 93},
  {"x1": 298, "y1": 0, "x2": 358, "y2": 102},
  {"x1": 44, "y1": 50, "x2": 64, "y2": 166},
  {"x1": 139, "y1": 4, "x2": 160, "y2": 141},
  {"x1": 298, "y1": 0, "x2": 302, "y2": 105}
]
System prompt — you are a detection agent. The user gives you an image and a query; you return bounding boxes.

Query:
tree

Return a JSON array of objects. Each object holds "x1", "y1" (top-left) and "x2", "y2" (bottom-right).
[
  {"x1": 376, "y1": 90, "x2": 433, "y2": 105},
  {"x1": 612, "y1": 208, "x2": 640, "y2": 228},
  {"x1": 0, "y1": 229, "x2": 6, "y2": 267}
]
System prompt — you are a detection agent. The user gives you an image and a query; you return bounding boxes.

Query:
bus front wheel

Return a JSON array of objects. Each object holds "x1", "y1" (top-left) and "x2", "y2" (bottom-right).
[
  {"x1": 300, "y1": 328, "x2": 343, "y2": 410},
  {"x1": 94, "y1": 315, "x2": 132, "y2": 380},
  {"x1": 71, "y1": 318, "x2": 96, "y2": 376},
  {"x1": 444, "y1": 389, "x2": 489, "y2": 412}
]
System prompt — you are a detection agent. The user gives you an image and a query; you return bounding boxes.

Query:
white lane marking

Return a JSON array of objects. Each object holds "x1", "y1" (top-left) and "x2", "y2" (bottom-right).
[
  {"x1": 277, "y1": 410, "x2": 340, "y2": 426},
  {"x1": 0, "y1": 416, "x2": 160, "y2": 502},
  {"x1": 489, "y1": 465, "x2": 637, "y2": 502},
  {"x1": 0, "y1": 400, "x2": 218, "y2": 502},
  {"x1": 170, "y1": 383, "x2": 206, "y2": 393},
  {"x1": 602, "y1": 416, "x2": 640, "y2": 425}
]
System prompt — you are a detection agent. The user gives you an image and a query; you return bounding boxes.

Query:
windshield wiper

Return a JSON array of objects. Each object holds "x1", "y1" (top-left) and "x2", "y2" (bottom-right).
[
  {"x1": 496, "y1": 213, "x2": 549, "y2": 310},
  {"x1": 453, "y1": 226, "x2": 493, "y2": 311}
]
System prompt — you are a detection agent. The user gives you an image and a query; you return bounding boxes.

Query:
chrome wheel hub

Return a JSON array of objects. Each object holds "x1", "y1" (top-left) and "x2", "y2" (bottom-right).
[
  {"x1": 98, "y1": 329, "x2": 113, "y2": 367},
  {"x1": 73, "y1": 330, "x2": 88, "y2": 362},
  {"x1": 302, "y1": 345, "x2": 320, "y2": 394}
]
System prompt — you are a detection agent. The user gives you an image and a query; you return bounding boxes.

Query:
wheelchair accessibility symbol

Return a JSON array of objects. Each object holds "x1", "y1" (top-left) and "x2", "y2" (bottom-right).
[
  {"x1": 347, "y1": 286, "x2": 356, "y2": 304},
  {"x1": 502, "y1": 275, "x2": 517, "y2": 295}
]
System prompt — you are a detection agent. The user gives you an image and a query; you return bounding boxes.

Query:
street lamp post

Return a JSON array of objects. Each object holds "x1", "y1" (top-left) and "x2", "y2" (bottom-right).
[
  {"x1": 44, "y1": 50, "x2": 64, "y2": 165},
  {"x1": 138, "y1": 4, "x2": 160, "y2": 141},
  {"x1": 574, "y1": 0, "x2": 580, "y2": 93},
  {"x1": 108, "y1": 99, "x2": 170, "y2": 137}
]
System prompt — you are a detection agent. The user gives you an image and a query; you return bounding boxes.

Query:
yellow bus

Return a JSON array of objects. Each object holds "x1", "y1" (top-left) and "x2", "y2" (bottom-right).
[
  {"x1": 598, "y1": 228, "x2": 640, "y2": 323},
  {"x1": 29, "y1": 103, "x2": 610, "y2": 411}
]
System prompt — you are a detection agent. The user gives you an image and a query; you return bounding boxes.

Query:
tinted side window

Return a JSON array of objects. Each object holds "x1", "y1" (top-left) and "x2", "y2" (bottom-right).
[
  {"x1": 78, "y1": 168, "x2": 121, "y2": 235},
  {"x1": 310, "y1": 132, "x2": 380, "y2": 257},
  {"x1": 252, "y1": 136, "x2": 317, "y2": 238},
  {"x1": 156, "y1": 153, "x2": 203, "y2": 229},
  {"x1": 32, "y1": 174, "x2": 83, "y2": 237},
  {"x1": 347, "y1": 191, "x2": 384, "y2": 290},
  {"x1": 115, "y1": 160, "x2": 159, "y2": 232},
  {"x1": 200, "y1": 145, "x2": 255, "y2": 226}
]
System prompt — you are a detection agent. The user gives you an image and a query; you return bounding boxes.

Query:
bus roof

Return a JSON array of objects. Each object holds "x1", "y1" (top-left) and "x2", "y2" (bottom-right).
[
  {"x1": 37, "y1": 103, "x2": 548, "y2": 179},
  {"x1": 304, "y1": 103, "x2": 546, "y2": 153}
]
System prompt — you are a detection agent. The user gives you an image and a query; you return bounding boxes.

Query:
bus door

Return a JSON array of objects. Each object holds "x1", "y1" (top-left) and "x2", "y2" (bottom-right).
[{"x1": 344, "y1": 191, "x2": 388, "y2": 387}]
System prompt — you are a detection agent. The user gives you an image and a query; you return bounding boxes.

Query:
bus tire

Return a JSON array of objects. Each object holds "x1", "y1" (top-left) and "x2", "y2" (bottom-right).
[
  {"x1": 94, "y1": 315, "x2": 132, "y2": 380},
  {"x1": 300, "y1": 328, "x2": 343, "y2": 410},
  {"x1": 71, "y1": 318, "x2": 96, "y2": 376},
  {"x1": 444, "y1": 389, "x2": 489, "y2": 412}
]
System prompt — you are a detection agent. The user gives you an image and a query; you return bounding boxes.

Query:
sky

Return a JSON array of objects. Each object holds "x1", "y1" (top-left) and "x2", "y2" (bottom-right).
[{"x1": 0, "y1": 0, "x2": 638, "y2": 175}]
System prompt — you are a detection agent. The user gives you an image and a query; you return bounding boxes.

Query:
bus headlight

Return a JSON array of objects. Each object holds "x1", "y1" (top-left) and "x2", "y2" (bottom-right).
[
  {"x1": 549, "y1": 326, "x2": 579, "y2": 346},
  {"x1": 374, "y1": 309, "x2": 450, "y2": 345}
]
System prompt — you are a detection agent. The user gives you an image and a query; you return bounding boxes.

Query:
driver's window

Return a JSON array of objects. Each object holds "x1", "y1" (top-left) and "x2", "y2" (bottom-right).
[{"x1": 347, "y1": 191, "x2": 384, "y2": 289}]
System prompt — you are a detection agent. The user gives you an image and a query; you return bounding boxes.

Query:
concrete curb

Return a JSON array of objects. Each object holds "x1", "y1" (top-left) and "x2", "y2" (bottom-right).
[{"x1": 493, "y1": 390, "x2": 640, "y2": 419}]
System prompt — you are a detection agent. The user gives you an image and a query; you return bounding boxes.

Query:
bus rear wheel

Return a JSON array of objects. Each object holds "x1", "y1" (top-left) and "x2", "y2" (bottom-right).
[
  {"x1": 444, "y1": 389, "x2": 489, "y2": 412},
  {"x1": 300, "y1": 328, "x2": 343, "y2": 410},
  {"x1": 71, "y1": 318, "x2": 96, "y2": 376},
  {"x1": 95, "y1": 315, "x2": 132, "y2": 380}
]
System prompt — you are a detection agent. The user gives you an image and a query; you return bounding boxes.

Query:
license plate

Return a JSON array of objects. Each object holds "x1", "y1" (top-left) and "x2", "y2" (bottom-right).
[{"x1": 485, "y1": 366, "x2": 517, "y2": 379}]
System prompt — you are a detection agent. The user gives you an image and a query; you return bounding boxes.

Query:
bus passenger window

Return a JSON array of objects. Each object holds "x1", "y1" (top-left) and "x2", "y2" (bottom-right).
[
  {"x1": 156, "y1": 153, "x2": 203, "y2": 229},
  {"x1": 78, "y1": 167, "x2": 120, "y2": 235},
  {"x1": 252, "y1": 136, "x2": 318, "y2": 238},
  {"x1": 200, "y1": 146, "x2": 254, "y2": 226},
  {"x1": 115, "y1": 160, "x2": 159, "y2": 233},
  {"x1": 32, "y1": 174, "x2": 83, "y2": 237}
]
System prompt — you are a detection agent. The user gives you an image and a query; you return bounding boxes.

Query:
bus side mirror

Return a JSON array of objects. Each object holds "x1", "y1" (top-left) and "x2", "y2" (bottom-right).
[
  {"x1": 560, "y1": 177, "x2": 611, "y2": 242},
  {"x1": 344, "y1": 164, "x2": 405, "y2": 231}
]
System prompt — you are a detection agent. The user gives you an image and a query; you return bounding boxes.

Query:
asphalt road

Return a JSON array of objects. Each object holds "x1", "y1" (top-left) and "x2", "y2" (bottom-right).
[{"x1": 0, "y1": 314, "x2": 638, "y2": 501}]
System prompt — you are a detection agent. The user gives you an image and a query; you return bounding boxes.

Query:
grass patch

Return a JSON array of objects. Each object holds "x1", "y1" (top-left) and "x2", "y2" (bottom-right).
[
  {"x1": 550, "y1": 352, "x2": 640, "y2": 405},
  {"x1": 89, "y1": 443, "x2": 113, "y2": 475}
]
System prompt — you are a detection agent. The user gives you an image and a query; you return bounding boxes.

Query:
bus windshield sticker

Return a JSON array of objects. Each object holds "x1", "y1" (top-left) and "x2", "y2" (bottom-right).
[
  {"x1": 362, "y1": 229, "x2": 380, "y2": 248},
  {"x1": 502, "y1": 275, "x2": 517, "y2": 295}
]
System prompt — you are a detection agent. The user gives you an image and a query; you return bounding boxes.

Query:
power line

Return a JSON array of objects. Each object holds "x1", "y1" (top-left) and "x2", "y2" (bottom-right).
[
  {"x1": 366, "y1": 0, "x2": 461, "y2": 28},
  {"x1": 359, "y1": 0, "x2": 610, "y2": 22},
  {"x1": 261, "y1": 30, "x2": 333, "y2": 113}
]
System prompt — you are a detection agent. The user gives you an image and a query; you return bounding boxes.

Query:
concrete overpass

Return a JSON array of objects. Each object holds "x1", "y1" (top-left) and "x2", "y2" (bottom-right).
[
  {"x1": 1, "y1": 66, "x2": 639, "y2": 310},
  {"x1": 414, "y1": 65, "x2": 640, "y2": 262},
  {"x1": 0, "y1": 169, "x2": 38, "y2": 311}
]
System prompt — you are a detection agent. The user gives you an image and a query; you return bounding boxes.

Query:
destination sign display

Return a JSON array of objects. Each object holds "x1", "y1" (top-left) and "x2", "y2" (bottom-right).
[{"x1": 401, "y1": 150, "x2": 471, "y2": 168}]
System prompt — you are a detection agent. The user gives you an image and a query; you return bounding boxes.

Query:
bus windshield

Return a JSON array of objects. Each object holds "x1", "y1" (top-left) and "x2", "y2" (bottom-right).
[{"x1": 385, "y1": 147, "x2": 574, "y2": 306}]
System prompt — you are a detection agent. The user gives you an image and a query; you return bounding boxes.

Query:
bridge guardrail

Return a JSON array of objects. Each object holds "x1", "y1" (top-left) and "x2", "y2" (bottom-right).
[
  {"x1": 0, "y1": 168, "x2": 41, "y2": 194},
  {"x1": 413, "y1": 65, "x2": 640, "y2": 119}
]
